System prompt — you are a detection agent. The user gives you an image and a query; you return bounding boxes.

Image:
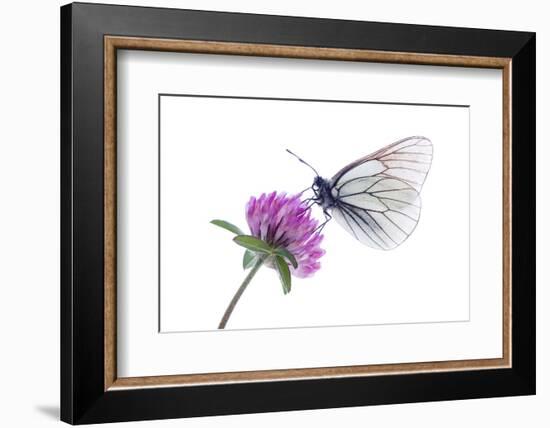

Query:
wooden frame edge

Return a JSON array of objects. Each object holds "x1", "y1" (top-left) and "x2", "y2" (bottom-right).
[
  {"x1": 104, "y1": 37, "x2": 117, "y2": 390},
  {"x1": 110, "y1": 357, "x2": 509, "y2": 390},
  {"x1": 502, "y1": 61, "x2": 512, "y2": 369},
  {"x1": 103, "y1": 35, "x2": 512, "y2": 391},
  {"x1": 105, "y1": 36, "x2": 511, "y2": 67}
]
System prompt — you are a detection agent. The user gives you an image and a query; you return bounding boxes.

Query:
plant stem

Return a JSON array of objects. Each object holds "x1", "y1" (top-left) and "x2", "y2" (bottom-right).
[{"x1": 218, "y1": 255, "x2": 266, "y2": 329}]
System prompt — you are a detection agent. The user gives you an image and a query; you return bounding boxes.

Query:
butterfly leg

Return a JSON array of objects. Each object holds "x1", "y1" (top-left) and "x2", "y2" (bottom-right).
[
  {"x1": 305, "y1": 199, "x2": 318, "y2": 210},
  {"x1": 297, "y1": 186, "x2": 312, "y2": 197},
  {"x1": 302, "y1": 194, "x2": 321, "y2": 211},
  {"x1": 315, "y1": 209, "x2": 332, "y2": 234}
]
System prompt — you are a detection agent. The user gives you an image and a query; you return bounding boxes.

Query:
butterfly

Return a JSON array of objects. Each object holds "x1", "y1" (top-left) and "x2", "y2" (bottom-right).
[{"x1": 288, "y1": 136, "x2": 433, "y2": 250}]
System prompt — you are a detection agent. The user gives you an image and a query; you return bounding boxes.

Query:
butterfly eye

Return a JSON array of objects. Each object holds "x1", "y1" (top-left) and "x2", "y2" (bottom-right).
[{"x1": 313, "y1": 176, "x2": 324, "y2": 188}]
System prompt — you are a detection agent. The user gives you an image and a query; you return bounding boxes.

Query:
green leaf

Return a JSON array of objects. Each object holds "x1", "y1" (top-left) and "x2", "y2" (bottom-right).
[
  {"x1": 274, "y1": 248, "x2": 298, "y2": 269},
  {"x1": 275, "y1": 255, "x2": 292, "y2": 294},
  {"x1": 242, "y1": 250, "x2": 256, "y2": 269},
  {"x1": 210, "y1": 219, "x2": 244, "y2": 235},
  {"x1": 233, "y1": 235, "x2": 273, "y2": 254}
]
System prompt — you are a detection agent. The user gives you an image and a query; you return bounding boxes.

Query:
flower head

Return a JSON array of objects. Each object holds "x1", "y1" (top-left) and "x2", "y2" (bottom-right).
[{"x1": 245, "y1": 192, "x2": 325, "y2": 278}]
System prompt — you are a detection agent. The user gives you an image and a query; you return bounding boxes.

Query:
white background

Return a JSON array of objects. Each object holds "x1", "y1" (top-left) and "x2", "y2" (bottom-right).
[
  {"x1": 160, "y1": 96, "x2": 471, "y2": 331},
  {"x1": 0, "y1": 0, "x2": 546, "y2": 427}
]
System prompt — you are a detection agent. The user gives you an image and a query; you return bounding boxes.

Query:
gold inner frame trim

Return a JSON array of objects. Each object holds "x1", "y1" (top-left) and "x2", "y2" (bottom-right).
[{"x1": 104, "y1": 35, "x2": 512, "y2": 391}]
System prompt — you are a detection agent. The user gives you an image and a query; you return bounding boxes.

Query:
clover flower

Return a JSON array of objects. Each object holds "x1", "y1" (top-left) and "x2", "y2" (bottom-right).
[
  {"x1": 212, "y1": 192, "x2": 325, "y2": 329},
  {"x1": 245, "y1": 192, "x2": 324, "y2": 278}
]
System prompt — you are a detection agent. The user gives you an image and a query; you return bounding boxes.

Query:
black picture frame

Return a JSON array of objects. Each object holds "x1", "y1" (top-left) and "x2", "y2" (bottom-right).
[{"x1": 61, "y1": 2, "x2": 535, "y2": 424}]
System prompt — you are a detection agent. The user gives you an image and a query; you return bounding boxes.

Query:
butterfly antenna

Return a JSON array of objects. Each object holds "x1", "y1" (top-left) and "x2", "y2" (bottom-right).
[{"x1": 286, "y1": 149, "x2": 319, "y2": 176}]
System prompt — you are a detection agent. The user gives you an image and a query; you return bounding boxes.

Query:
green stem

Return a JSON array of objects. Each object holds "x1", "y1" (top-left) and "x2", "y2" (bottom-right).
[{"x1": 218, "y1": 255, "x2": 266, "y2": 329}]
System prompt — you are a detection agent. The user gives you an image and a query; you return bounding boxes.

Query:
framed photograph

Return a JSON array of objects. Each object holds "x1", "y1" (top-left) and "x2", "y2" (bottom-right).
[{"x1": 60, "y1": 2, "x2": 535, "y2": 424}]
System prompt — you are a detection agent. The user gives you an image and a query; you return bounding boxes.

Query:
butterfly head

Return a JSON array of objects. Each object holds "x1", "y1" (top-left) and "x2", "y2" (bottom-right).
[
  {"x1": 312, "y1": 176, "x2": 335, "y2": 210},
  {"x1": 285, "y1": 149, "x2": 335, "y2": 210}
]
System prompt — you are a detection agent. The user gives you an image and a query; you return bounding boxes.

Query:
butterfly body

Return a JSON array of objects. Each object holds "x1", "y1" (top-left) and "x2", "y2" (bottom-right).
[
  {"x1": 295, "y1": 136, "x2": 433, "y2": 251},
  {"x1": 312, "y1": 176, "x2": 336, "y2": 211}
]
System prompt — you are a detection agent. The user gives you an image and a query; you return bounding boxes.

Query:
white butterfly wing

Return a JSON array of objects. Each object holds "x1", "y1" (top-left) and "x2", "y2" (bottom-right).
[{"x1": 330, "y1": 137, "x2": 432, "y2": 250}]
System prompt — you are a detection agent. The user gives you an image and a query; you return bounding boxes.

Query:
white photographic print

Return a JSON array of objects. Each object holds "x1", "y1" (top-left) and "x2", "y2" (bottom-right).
[
  {"x1": 117, "y1": 50, "x2": 503, "y2": 377},
  {"x1": 159, "y1": 95, "x2": 462, "y2": 332}
]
